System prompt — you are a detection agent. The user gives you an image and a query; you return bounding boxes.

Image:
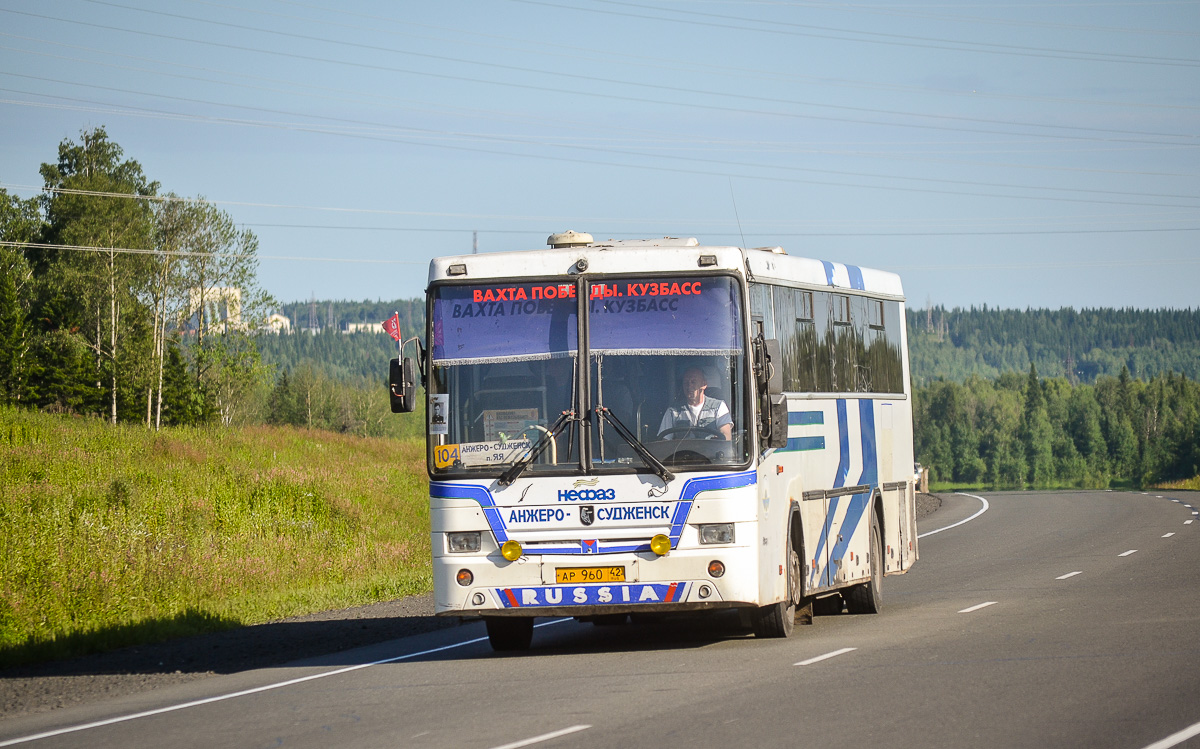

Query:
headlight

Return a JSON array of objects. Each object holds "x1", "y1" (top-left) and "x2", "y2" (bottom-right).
[
  {"x1": 699, "y1": 523, "x2": 734, "y2": 545},
  {"x1": 447, "y1": 531, "x2": 481, "y2": 553}
]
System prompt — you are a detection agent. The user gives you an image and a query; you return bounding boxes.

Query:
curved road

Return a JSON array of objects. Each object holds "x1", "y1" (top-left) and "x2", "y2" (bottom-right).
[{"x1": 2, "y1": 490, "x2": 1199, "y2": 749}]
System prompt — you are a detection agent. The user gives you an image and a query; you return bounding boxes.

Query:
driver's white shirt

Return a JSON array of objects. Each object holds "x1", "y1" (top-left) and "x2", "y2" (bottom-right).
[{"x1": 659, "y1": 398, "x2": 730, "y2": 435}]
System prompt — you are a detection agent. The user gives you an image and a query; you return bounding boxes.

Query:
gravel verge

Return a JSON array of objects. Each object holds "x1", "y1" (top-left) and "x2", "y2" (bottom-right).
[
  {"x1": 0, "y1": 593, "x2": 461, "y2": 720},
  {"x1": 2, "y1": 493, "x2": 946, "y2": 721}
]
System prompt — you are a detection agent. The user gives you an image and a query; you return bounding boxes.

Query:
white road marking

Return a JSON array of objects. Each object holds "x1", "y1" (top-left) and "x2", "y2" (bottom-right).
[
  {"x1": 1056, "y1": 571, "x2": 1083, "y2": 580},
  {"x1": 1120, "y1": 549, "x2": 1138, "y2": 557},
  {"x1": 1163, "y1": 533, "x2": 1176, "y2": 538},
  {"x1": 795, "y1": 647, "x2": 857, "y2": 666},
  {"x1": 958, "y1": 601, "x2": 998, "y2": 614},
  {"x1": 488, "y1": 725, "x2": 591, "y2": 749},
  {"x1": 0, "y1": 619, "x2": 573, "y2": 747},
  {"x1": 1187, "y1": 520, "x2": 1195, "y2": 525},
  {"x1": 1139, "y1": 719, "x2": 1200, "y2": 749},
  {"x1": 1171, "y1": 499, "x2": 1180, "y2": 503},
  {"x1": 918, "y1": 492, "x2": 990, "y2": 539}
]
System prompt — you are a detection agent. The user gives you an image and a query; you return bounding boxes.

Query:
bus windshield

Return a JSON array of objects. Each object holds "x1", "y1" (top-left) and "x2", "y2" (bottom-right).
[
  {"x1": 427, "y1": 275, "x2": 748, "y2": 476},
  {"x1": 428, "y1": 281, "x2": 579, "y2": 476},
  {"x1": 588, "y1": 276, "x2": 749, "y2": 470}
]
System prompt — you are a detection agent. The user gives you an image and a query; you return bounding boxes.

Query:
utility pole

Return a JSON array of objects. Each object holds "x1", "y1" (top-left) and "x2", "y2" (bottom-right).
[{"x1": 473, "y1": 231, "x2": 478, "y2": 254}]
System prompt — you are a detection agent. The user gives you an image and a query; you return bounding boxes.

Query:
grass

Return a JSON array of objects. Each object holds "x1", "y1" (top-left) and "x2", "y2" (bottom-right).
[
  {"x1": 1152, "y1": 476, "x2": 1200, "y2": 491},
  {"x1": 0, "y1": 406, "x2": 431, "y2": 667},
  {"x1": 928, "y1": 477, "x2": 1121, "y2": 494}
]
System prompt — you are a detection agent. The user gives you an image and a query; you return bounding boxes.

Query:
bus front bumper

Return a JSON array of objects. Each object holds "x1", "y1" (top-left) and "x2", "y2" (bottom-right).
[{"x1": 434, "y1": 545, "x2": 759, "y2": 617}]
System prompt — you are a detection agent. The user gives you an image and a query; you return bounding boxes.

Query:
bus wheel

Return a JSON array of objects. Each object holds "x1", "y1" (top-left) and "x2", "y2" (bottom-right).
[
  {"x1": 752, "y1": 542, "x2": 799, "y2": 638},
  {"x1": 485, "y1": 617, "x2": 534, "y2": 651},
  {"x1": 845, "y1": 511, "x2": 883, "y2": 615}
]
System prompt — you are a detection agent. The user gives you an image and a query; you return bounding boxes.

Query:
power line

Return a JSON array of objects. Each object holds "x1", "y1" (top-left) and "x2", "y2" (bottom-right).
[
  {"x1": 521, "y1": 0, "x2": 1200, "y2": 67},
  {"x1": 5, "y1": 7, "x2": 1197, "y2": 144},
  {"x1": 5, "y1": 92, "x2": 1199, "y2": 210},
  {"x1": 0, "y1": 240, "x2": 426, "y2": 264},
  {"x1": 5, "y1": 241, "x2": 1197, "y2": 278}
]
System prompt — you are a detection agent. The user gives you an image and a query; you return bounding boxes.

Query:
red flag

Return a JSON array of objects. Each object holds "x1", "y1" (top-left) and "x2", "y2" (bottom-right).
[{"x1": 382, "y1": 313, "x2": 402, "y2": 342}]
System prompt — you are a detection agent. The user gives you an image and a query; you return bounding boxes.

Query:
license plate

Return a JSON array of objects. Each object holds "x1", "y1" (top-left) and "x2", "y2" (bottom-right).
[{"x1": 555, "y1": 566, "x2": 626, "y2": 584}]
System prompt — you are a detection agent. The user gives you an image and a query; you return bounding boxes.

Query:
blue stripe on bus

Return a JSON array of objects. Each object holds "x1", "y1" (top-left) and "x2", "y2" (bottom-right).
[
  {"x1": 780, "y1": 436, "x2": 825, "y2": 452},
  {"x1": 678, "y1": 470, "x2": 757, "y2": 501},
  {"x1": 430, "y1": 482, "x2": 509, "y2": 544},
  {"x1": 789, "y1": 410, "x2": 824, "y2": 425},
  {"x1": 809, "y1": 399, "x2": 852, "y2": 587},
  {"x1": 847, "y1": 265, "x2": 865, "y2": 290},
  {"x1": 827, "y1": 400, "x2": 878, "y2": 571},
  {"x1": 834, "y1": 400, "x2": 850, "y2": 488},
  {"x1": 821, "y1": 260, "x2": 836, "y2": 286}
]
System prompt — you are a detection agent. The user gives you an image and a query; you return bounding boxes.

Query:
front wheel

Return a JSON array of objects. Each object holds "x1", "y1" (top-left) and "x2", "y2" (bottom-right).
[
  {"x1": 752, "y1": 536, "x2": 800, "y2": 638},
  {"x1": 484, "y1": 616, "x2": 534, "y2": 651},
  {"x1": 845, "y1": 510, "x2": 883, "y2": 615}
]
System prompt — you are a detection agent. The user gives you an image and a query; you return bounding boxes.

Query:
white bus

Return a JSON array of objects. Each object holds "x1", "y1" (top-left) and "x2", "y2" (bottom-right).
[{"x1": 389, "y1": 232, "x2": 918, "y2": 650}]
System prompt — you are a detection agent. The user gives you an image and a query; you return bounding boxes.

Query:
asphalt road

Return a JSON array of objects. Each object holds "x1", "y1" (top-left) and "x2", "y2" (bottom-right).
[{"x1": 2, "y1": 490, "x2": 1198, "y2": 749}]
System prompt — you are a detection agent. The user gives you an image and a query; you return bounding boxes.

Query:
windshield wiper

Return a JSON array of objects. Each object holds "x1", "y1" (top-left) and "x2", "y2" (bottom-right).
[
  {"x1": 498, "y1": 410, "x2": 576, "y2": 487},
  {"x1": 593, "y1": 407, "x2": 674, "y2": 486}
]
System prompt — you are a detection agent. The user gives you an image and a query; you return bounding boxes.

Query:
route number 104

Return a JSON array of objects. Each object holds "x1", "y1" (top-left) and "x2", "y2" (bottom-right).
[{"x1": 434, "y1": 444, "x2": 459, "y2": 469}]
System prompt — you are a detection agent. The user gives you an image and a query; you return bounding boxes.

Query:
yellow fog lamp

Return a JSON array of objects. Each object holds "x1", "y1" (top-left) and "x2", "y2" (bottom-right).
[
  {"x1": 500, "y1": 539, "x2": 523, "y2": 562},
  {"x1": 650, "y1": 534, "x2": 671, "y2": 556}
]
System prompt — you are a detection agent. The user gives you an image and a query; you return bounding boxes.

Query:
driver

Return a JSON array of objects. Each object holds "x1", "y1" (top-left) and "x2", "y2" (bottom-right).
[{"x1": 658, "y1": 367, "x2": 732, "y2": 440}]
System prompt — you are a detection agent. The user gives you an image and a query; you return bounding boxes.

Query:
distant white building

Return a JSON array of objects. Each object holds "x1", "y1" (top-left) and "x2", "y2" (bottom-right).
[
  {"x1": 263, "y1": 313, "x2": 292, "y2": 334},
  {"x1": 188, "y1": 287, "x2": 242, "y2": 332},
  {"x1": 343, "y1": 322, "x2": 380, "y2": 334}
]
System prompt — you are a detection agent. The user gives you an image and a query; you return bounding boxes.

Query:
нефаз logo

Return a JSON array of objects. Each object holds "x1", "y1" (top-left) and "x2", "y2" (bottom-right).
[{"x1": 557, "y1": 488, "x2": 617, "y2": 501}]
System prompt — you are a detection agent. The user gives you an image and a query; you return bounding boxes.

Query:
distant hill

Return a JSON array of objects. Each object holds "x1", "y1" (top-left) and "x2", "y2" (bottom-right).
[
  {"x1": 257, "y1": 299, "x2": 424, "y2": 381},
  {"x1": 256, "y1": 300, "x2": 1200, "y2": 386},
  {"x1": 909, "y1": 307, "x2": 1200, "y2": 385}
]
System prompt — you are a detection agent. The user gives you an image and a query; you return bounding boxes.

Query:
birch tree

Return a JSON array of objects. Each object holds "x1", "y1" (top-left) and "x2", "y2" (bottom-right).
[{"x1": 176, "y1": 200, "x2": 273, "y2": 425}]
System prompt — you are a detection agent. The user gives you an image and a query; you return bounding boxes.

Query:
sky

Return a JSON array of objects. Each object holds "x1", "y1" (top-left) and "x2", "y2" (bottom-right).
[{"x1": 1, "y1": 0, "x2": 1197, "y2": 311}]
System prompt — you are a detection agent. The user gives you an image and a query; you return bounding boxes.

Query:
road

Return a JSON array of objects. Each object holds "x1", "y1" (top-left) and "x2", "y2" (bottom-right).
[{"x1": 2, "y1": 490, "x2": 1198, "y2": 749}]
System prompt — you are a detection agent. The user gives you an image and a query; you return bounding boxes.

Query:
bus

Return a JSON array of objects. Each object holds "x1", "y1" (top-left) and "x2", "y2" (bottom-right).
[{"x1": 389, "y1": 232, "x2": 918, "y2": 651}]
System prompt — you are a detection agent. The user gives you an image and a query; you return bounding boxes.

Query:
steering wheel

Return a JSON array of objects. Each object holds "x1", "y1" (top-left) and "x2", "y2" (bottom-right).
[{"x1": 656, "y1": 425, "x2": 725, "y2": 440}]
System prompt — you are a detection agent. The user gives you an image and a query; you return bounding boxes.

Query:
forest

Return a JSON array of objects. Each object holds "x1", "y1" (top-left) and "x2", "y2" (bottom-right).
[
  {"x1": 909, "y1": 305, "x2": 1200, "y2": 385},
  {"x1": 914, "y1": 366, "x2": 1199, "y2": 489}
]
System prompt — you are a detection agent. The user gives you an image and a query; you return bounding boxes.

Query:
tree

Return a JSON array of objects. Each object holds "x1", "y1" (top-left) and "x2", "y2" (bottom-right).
[
  {"x1": 174, "y1": 200, "x2": 274, "y2": 424},
  {"x1": 1021, "y1": 363, "x2": 1054, "y2": 485},
  {"x1": 36, "y1": 128, "x2": 159, "y2": 423},
  {"x1": 0, "y1": 189, "x2": 44, "y2": 404}
]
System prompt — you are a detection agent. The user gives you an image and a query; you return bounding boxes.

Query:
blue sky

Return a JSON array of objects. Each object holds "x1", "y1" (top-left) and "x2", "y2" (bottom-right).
[{"x1": 1, "y1": 0, "x2": 1197, "y2": 310}]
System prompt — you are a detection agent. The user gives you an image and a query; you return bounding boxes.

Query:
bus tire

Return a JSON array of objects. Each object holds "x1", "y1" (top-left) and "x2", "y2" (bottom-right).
[
  {"x1": 845, "y1": 510, "x2": 883, "y2": 615},
  {"x1": 485, "y1": 616, "x2": 534, "y2": 651},
  {"x1": 752, "y1": 530, "x2": 799, "y2": 638}
]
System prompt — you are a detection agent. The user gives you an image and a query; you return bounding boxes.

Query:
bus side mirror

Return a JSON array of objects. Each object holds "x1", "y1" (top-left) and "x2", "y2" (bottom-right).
[
  {"x1": 754, "y1": 337, "x2": 788, "y2": 448},
  {"x1": 754, "y1": 336, "x2": 784, "y2": 395},
  {"x1": 767, "y1": 393, "x2": 788, "y2": 449},
  {"x1": 389, "y1": 356, "x2": 416, "y2": 413}
]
